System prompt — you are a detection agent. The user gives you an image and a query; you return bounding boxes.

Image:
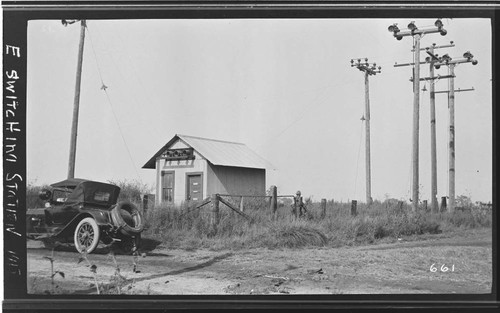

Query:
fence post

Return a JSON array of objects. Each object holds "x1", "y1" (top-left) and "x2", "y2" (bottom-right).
[
  {"x1": 351, "y1": 200, "x2": 357, "y2": 216},
  {"x1": 211, "y1": 194, "x2": 220, "y2": 234},
  {"x1": 142, "y1": 194, "x2": 149, "y2": 215},
  {"x1": 239, "y1": 196, "x2": 244, "y2": 212},
  {"x1": 321, "y1": 198, "x2": 326, "y2": 219},
  {"x1": 269, "y1": 185, "x2": 278, "y2": 220},
  {"x1": 292, "y1": 195, "x2": 298, "y2": 219},
  {"x1": 440, "y1": 196, "x2": 447, "y2": 212}
]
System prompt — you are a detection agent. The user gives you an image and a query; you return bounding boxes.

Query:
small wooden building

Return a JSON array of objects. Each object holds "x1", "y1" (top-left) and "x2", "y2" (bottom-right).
[{"x1": 142, "y1": 134, "x2": 271, "y2": 205}]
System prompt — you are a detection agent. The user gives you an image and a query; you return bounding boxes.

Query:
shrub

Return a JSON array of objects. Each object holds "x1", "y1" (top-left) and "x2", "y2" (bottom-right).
[
  {"x1": 27, "y1": 181, "x2": 50, "y2": 209},
  {"x1": 107, "y1": 179, "x2": 152, "y2": 205}
]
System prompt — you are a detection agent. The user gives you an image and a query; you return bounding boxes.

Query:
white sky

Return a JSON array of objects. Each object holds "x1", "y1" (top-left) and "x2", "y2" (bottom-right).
[{"x1": 26, "y1": 18, "x2": 492, "y2": 203}]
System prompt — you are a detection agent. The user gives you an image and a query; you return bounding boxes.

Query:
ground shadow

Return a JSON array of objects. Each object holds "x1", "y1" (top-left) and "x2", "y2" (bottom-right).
[
  {"x1": 72, "y1": 252, "x2": 234, "y2": 294},
  {"x1": 34, "y1": 243, "x2": 114, "y2": 255},
  {"x1": 29, "y1": 236, "x2": 165, "y2": 256},
  {"x1": 138, "y1": 237, "x2": 162, "y2": 253}
]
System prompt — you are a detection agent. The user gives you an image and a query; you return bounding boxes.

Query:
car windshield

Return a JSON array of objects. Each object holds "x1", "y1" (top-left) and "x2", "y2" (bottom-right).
[{"x1": 52, "y1": 189, "x2": 72, "y2": 203}]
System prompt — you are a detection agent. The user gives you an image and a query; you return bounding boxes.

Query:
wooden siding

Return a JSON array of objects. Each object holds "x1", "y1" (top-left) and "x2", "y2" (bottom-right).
[{"x1": 207, "y1": 163, "x2": 265, "y2": 196}]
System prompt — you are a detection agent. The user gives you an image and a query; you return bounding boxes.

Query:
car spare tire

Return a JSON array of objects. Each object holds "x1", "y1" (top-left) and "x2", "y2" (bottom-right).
[{"x1": 111, "y1": 201, "x2": 144, "y2": 236}]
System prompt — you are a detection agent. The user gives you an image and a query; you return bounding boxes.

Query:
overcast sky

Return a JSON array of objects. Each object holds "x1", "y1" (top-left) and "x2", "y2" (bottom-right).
[{"x1": 27, "y1": 18, "x2": 492, "y2": 203}]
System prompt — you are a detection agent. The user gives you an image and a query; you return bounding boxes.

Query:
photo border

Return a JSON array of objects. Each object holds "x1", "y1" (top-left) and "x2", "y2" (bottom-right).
[{"x1": 2, "y1": 1, "x2": 499, "y2": 311}]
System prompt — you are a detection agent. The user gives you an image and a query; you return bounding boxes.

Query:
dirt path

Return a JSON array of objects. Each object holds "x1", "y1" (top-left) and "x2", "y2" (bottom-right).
[{"x1": 27, "y1": 228, "x2": 492, "y2": 295}]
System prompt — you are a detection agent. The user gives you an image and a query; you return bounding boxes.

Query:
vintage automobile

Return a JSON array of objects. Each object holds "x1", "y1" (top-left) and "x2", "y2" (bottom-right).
[{"x1": 26, "y1": 178, "x2": 144, "y2": 254}]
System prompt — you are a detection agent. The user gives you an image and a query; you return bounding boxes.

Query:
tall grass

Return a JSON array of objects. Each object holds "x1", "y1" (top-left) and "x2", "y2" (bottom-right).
[
  {"x1": 26, "y1": 180, "x2": 491, "y2": 250},
  {"x1": 143, "y1": 198, "x2": 492, "y2": 251}
]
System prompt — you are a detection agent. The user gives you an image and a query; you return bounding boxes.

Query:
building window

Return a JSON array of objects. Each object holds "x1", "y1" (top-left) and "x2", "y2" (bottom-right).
[{"x1": 162, "y1": 171, "x2": 174, "y2": 203}]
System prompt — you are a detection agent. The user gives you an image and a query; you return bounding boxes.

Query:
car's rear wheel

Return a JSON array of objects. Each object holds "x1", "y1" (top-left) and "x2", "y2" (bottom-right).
[{"x1": 74, "y1": 217, "x2": 100, "y2": 254}]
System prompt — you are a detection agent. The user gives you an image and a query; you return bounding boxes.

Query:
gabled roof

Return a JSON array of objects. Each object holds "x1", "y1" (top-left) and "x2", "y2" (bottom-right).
[{"x1": 142, "y1": 134, "x2": 272, "y2": 170}]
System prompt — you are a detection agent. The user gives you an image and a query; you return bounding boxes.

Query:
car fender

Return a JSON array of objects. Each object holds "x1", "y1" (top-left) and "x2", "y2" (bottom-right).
[
  {"x1": 56, "y1": 210, "x2": 112, "y2": 238},
  {"x1": 85, "y1": 209, "x2": 113, "y2": 225}
]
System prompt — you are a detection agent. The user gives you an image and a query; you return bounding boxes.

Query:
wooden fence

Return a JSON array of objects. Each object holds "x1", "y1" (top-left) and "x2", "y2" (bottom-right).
[{"x1": 176, "y1": 186, "x2": 363, "y2": 232}]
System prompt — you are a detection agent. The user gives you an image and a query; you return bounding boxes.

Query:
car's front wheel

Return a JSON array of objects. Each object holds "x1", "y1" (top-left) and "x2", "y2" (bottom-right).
[{"x1": 74, "y1": 217, "x2": 100, "y2": 254}]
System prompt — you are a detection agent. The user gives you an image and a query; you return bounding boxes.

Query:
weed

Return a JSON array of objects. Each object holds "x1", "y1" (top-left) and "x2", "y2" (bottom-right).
[
  {"x1": 132, "y1": 250, "x2": 146, "y2": 273},
  {"x1": 75, "y1": 243, "x2": 148, "y2": 295},
  {"x1": 107, "y1": 251, "x2": 127, "y2": 294},
  {"x1": 41, "y1": 241, "x2": 65, "y2": 294},
  {"x1": 78, "y1": 249, "x2": 100, "y2": 295}
]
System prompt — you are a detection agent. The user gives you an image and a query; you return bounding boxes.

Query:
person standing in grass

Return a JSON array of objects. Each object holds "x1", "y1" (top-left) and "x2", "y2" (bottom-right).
[{"x1": 293, "y1": 190, "x2": 308, "y2": 218}]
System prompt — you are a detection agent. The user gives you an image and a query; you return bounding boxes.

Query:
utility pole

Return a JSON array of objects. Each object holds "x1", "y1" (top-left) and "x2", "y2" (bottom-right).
[
  {"x1": 350, "y1": 58, "x2": 381, "y2": 206},
  {"x1": 63, "y1": 19, "x2": 86, "y2": 179},
  {"x1": 418, "y1": 41, "x2": 455, "y2": 213},
  {"x1": 431, "y1": 51, "x2": 477, "y2": 212},
  {"x1": 397, "y1": 43, "x2": 449, "y2": 212},
  {"x1": 388, "y1": 20, "x2": 447, "y2": 212},
  {"x1": 448, "y1": 63, "x2": 456, "y2": 212}
]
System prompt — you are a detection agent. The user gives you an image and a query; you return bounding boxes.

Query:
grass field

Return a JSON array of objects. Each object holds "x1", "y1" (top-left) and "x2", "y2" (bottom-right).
[
  {"x1": 27, "y1": 181, "x2": 492, "y2": 252},
  {"x1": 142, "y1": 197, "x2": 492, "y2": 251}
]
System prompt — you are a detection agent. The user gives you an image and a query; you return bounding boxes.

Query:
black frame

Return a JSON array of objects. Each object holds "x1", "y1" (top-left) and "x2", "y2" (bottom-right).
[{"x1": 2, "y1": 1, "x2": 498, "y2": 312}]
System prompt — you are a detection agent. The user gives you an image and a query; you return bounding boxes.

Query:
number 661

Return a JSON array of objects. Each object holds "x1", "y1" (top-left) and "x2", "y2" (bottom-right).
[{"x1": 430, "y1": 263, "x2": 455, "y2": 272}]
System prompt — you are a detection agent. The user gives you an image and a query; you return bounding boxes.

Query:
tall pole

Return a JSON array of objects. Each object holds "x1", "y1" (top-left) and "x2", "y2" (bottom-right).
[
  {"x1": 350, "y1": 58, "x2": 381, "y2": 206},
  {"x1": 428, "y1": 45, "x2": 439, "y2": 213},
  {"x1": 398, "y1": 40, "x2": 455, "y2": 213},
  {"x1": 411, "y1": 34, "x2": 421, "y2": 212},
  {"x1": 448, "y1": 64, "x2": 456, "y2": 213},
  {"x1": 388, "y1": 20, "x2": 447, "y2": 212},
  {"x1": 404, "y1": 49, "x2": 476, "y2": 214},
  {"x1": 429, "y1": 50, "x2": 477, "y2": 213},
  {"x1": 364, "y1": 70, "x2": 372, "y2": 205},
  {"x1": 67, "y1": 20, "x2": 86, "y2": 179},
  {"x1": 422, "y1": 42, "x2": 455, "y2": 213}
]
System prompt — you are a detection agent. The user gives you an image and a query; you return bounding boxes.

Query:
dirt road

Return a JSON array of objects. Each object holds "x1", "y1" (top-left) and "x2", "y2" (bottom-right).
[{"x1": 27, "y1": 228, "x2": 492, "y2": 295}]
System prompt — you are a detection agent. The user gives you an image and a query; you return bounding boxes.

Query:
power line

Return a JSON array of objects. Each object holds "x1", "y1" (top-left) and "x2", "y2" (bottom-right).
[
  {"x1": 86, "y1": 24, "x2": 142, "y2": 181},
  {"x1": 270, "y1": 80, "x2": 345, "y2": 140}
]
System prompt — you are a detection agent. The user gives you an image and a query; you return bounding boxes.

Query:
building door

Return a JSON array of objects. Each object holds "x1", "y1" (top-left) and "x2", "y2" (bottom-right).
[
  {"x1": 186, "y1": 174, "x2": 203, "y2": 201},
  {"x1": 161, "y1": 171, "x2": 174, "y2": 203}
]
